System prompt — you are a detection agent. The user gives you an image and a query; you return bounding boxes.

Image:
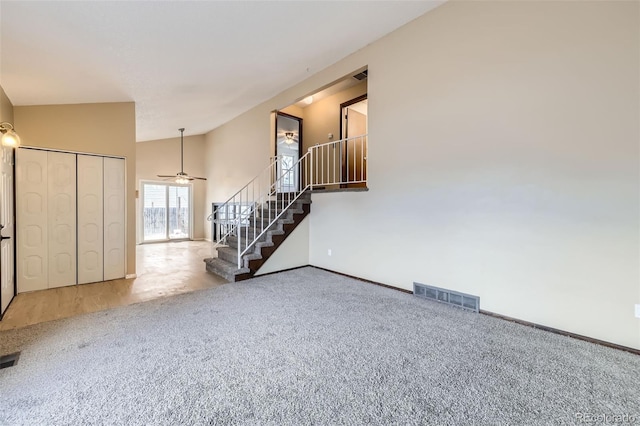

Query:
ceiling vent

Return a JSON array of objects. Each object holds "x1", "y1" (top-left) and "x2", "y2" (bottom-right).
[{"x1": 353, "y1": 70, "x2": 368, "y2": 81}]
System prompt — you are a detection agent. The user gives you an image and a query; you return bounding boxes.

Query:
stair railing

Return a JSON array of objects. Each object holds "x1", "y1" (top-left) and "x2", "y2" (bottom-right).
[
  {"x1": 207, "y1": 155, "x2": 281, "y2": 251},
  {"x1": 235, "y1": 152, "x2": 313, "y2": 267},
  {"x1": 208, "y1": 135, "x2": 367, "y2": 269}
]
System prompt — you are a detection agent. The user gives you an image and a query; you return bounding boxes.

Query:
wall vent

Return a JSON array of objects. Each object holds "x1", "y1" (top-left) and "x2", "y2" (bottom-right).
[
  {"x1": 353, "y1": 70, "x2": 368, "y2": 81},
  {"x1": 0, "y1": 352, "x2": 20, "y2": 369},
  {"x1": 413, "y1": 282, "x2": 479, "y2": 313}
]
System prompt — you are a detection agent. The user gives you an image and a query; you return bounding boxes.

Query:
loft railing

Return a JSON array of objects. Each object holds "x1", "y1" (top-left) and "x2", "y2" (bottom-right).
[
  {"x1": 308, "y1": 134, "x2": 368, "y2": 188},
  {"x1": 207, "y1": 134, "x2": 367, "y2": 268}
]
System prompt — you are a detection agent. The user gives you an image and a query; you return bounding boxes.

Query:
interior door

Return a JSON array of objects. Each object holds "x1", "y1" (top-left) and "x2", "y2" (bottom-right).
[
  {"x1": 47, "y1": 151, "x2": 77, "y2": 288},
  {"x1": 16, "y1": 148, "x2": 48, "y2": 293},
  {"x1": 341, "y1": 97, "x2": 368, "y2": 186},
  {"x1": 0, "y1": 146, "x2": 15, "y2": 314},
  {"x1": 103, "y1": 157, "x2": 125, "y2": 281},
  {"x1": 275, "y1": 112, "x2": 301, "y2": 193},
  {"x1": 77, "y1": 155, "x2": 104, "y2": 284}
]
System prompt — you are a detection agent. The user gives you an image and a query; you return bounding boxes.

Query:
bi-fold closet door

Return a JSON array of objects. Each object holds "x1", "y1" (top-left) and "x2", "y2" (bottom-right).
[
  {"x1": 76, "y1": 154, "x2": 104, "y2": 284},
  {"x1": 16, "y1": 149, "x2": 125, "y2": 293},
  {"x1": 77, "y1": 155, "x2": 125, "y2": 283}
]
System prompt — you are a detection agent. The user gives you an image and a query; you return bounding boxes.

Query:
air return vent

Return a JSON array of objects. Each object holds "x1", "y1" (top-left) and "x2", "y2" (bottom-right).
[
  {"x1": 413, "y1": 282, "x2": 479, "y2": 313},
  {"x1": 353, "y1": 70, "x2": 368, "y2": 81},
  {"x1": 0, "y1": 352, "x2": 20, "y2": 369}
]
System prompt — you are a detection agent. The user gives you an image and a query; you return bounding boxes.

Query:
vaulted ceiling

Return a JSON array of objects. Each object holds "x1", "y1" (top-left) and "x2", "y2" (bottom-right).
[{"x1": 0, "y1": 1, "x2": 443, "y2": 141}]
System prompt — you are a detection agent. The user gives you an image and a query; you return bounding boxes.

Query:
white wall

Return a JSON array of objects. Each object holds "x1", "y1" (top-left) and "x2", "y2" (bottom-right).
[
  {"x1": 255, "y1": 217, "x2": 309, "y2": 276},
  {"x1": 204, "y1": 1, "x2": 639, "y2": 349}
]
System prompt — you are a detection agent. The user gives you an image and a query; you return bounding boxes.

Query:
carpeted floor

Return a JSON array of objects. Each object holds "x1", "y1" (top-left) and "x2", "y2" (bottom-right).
[{"x1": 0, "y1": 267, "x2": 638, "y2": 425}]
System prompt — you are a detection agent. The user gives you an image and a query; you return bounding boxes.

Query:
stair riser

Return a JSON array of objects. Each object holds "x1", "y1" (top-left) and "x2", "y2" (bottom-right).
[
  {"x1": 270, "y1": 193, "x2": 311, "y2": 200},
  {"x1": 236, "y1": 223, "x2": 283, "y2": 238},
  {"x1": 227, "y1": 232, "x2": 272, "y2": 250},
  {"x1": 205, "y1": 261, "x2": 250, "y2": 282},
  {"x1": 252, "y1": 209, "x2": 303, "y2": 222},
  {"x1": 217, "y1": 248, "x2": 241, "y2": 266},
  {"x1": 245, "y1": 219, "x2": 295, "y2": 230},
  {"x1": 264, "y1": 200, "x2": 309, "y2": 210}
]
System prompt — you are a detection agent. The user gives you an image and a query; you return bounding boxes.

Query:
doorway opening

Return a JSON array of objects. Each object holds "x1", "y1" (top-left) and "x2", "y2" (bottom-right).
[
  {"x1": 141, "y1": 181, "x2": 192, "y2": 242},
  {"x1": 274, "y1": 112, "x2": 302, "y2": 193},
  {"x1": 271, "y1": 67, "x2": 368, "y2": 191}
]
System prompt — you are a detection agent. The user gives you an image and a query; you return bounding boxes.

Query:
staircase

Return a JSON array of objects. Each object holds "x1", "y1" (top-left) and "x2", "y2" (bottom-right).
[
  {"x1": 204, "y1": 193, "x2": 311, "y2": 281},
  {"x1": 204, "y1": 134, "x2": 367, "y2": 282}
]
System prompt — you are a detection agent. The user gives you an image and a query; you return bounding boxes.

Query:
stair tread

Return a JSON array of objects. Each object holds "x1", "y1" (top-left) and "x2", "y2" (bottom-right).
[
  {"x1": 267, "y1": 198, "x2": 311, "y2": 205},
  {"x1": 235, "y1": 227, "x2": 284, "y2": 236},
  {"x1": 204, "y1": 257, "x2": 250, "y2": 275},
  {"x1": 217, "y1": 246, "x2": 263, "y2": 262},
  {"x1": 253, "y1": 209, "x2": 304, "y2": 219}
]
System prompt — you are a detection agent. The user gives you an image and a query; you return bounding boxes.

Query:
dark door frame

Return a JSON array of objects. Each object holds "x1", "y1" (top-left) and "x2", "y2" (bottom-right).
[
  {"x1": 339, "y1": 94, "x2": 368, "y2": 186},
  {"x1": 274, "y1": 111, "x2": 303, "y2": 192}
]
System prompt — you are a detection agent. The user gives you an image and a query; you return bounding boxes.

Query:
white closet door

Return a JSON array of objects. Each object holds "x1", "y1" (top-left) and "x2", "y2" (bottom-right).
[
  {"x1": 103, "y1": 157, "x2": 125, "y2": 281},
  {"x1": 77, "y1": 155, "x2": 103, "y2": 284},
  {"x1": 1, "y1": 147, "x2": 15, "y2": 313},
  {"x1": 47, "y1": 151, "x2": 77, "y2": 288},
  {"x1": 16, "y1": 149, "x2": 48, "y2": 293}
]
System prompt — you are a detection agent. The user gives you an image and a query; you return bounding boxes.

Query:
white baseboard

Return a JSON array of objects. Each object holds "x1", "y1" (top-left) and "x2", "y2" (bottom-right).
[{"x1": 125, "y1": 274, "x2": 137, "y2": 279}]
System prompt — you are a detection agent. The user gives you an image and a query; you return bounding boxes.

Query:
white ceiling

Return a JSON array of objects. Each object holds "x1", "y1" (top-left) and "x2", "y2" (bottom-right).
[{"x1": 0, "y1": 1, "x2": 443, "y2": 142}]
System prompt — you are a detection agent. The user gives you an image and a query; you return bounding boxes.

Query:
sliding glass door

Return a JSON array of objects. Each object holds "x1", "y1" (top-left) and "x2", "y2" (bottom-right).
[{"x1": 142, "y1": 182, "x2": 191, "y2": 242}]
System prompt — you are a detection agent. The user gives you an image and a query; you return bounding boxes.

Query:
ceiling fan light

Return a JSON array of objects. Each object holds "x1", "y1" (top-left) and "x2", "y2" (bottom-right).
[
  {"x1": 0, "y1": 122, "x2": 21, "y2": 148},
  {"x1": 284, "y1": 132, "x2": 295, "y2": 145}
]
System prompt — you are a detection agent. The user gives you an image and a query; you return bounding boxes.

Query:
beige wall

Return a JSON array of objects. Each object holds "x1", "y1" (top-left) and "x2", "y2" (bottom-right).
[
  {"x1": 204, "y1": 107, "x2": 272, "y2": 240},
  {"x1": 280, "y1": 105, "x2": 303, "y2": 119},
  {"x1": 14, "y1": 102, "x2": 137, "y2": 276},
  {"x1": 0, "y1": 85, "x2": 14, "y2": 124},
  {"x1": 136, "y1": 135, "x2": 207, "y2": 241},
  {"x1": 302, "y1": 80, "x2": 367, "y2": 151},
  {"x1": 204, "y1": 1, "x2": 639, "y2": 349},
  {"x1": 309, "y1": 0, "x2": 639, "y2": 349}
]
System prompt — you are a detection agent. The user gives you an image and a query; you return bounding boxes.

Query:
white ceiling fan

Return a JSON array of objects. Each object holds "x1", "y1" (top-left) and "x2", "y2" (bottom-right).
[{"x1": 157, "y1": 128, "x2": 207, "y2": 184}]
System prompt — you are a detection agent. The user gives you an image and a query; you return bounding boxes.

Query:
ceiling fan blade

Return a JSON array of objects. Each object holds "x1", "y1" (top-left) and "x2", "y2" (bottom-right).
[
  {"x1": 157, "y1": 175, "x2": 176, "y2": 178},
  {"x1": 191, "y1": 177, "x2": 207, "y2": 180}
]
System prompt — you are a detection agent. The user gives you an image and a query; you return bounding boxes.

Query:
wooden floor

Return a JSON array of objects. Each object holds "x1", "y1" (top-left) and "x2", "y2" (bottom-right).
[{"x1": 0, "y1": 241, "x2": 228, "y2": 331}]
